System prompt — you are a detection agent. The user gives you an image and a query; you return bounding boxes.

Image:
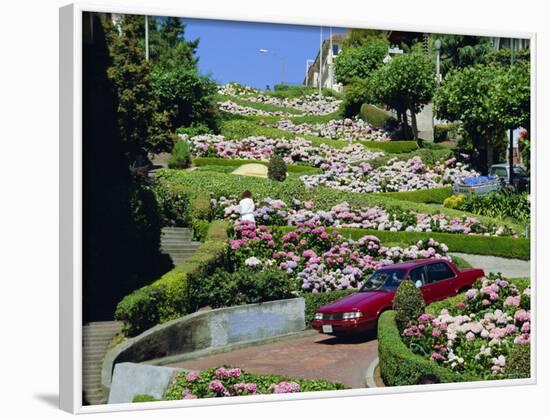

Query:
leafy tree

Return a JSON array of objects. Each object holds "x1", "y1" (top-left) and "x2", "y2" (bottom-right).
[
  {"x1": 105, "y1": 15, "x2": 173, "y2": 160},
  {"x1": 340, "y1": 76, "x2": 370, "y2": 117},
  {"x1": 483, "y1": 47, "x2": 530, "y2": 67},
  {"x1": 434, "y1": 63, "x2": 530, "y2": 172},
  {"x1": 436, "y1": 35, "x2": 494, "y2": 76},
  {"x1": 334, "y1": 38, "x2": 389, "y2": 85},
  {"x1": 342, "y1": 28, "x2": 390, "y2": 48},
  {"x1": 369, "y1": 52, "x2": 436, "y2": 140}
]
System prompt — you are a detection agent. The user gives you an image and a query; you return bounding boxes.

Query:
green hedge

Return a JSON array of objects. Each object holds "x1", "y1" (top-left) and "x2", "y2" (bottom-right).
[
  {"x1": 301, "y1": 290, "x2": 357, "y2": 327},
  {"x1": 382, "y1": 187, "x2": 453, "y2": 204},
  {"x1": 218, "y1": 94, "x2": 302, "y2": 115},
  {"x1": 290, "y1": 110, "x2": 343, "y2": 125},
  {"x1": 192, "y1": 157, "x2": 322, "y2": 174},
  {"x1": 359, "y1": 103, "x2": 394, "y2": 128},
  {"x1": 276, "y1": 226, "x2": 530, "y2": 260},
  {"x1": 114, "y1": 221, "x2": 229, "y2": 336},
  {"x1": 378, "y1": 310, "x2": 471, "y2": 385},
  {"x1": 361, "y1": 141, "x2": 419, "y2": 153},
  {"x1": 220, "y1": 119, "x2": 294, "y2": 140},
  {"x1": 433, "y1": 123, "x2": 460, "y2": 143}
]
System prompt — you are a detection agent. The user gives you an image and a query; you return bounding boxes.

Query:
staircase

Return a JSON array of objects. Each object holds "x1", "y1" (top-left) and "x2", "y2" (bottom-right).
[
  {"x1": 161, "y1": 227, "x2": 202, "y2": 265},
  {"x1": 82, "y1": 321, "x2": 123, "y2": 405}
]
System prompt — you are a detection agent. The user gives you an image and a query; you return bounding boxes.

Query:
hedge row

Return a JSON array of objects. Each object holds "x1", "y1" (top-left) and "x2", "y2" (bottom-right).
[
  {"x1": 192, "y1": 157, "x2": 322, "y2": 174},
  {"x1": 218, "y1": 94, "x2": 303, "y2": 115},
  {"x1": 377, "y1": 310, "x2": 473, "y2": 385},
  {"x1": 275, "y1": 226, "x2": 530, "y2": 260},
  {"x1": 359, "y1": 103, "x2": 394, "y2": 129},
  {"x1": 361, "y1": 140, "x2": 419, "y2": 154},
  {"x1": 114, "y1": 221, "x2": 229, "y2": 336},
  {"x1": 381, "y1": 187, "x2": 453, "y2": 204}
]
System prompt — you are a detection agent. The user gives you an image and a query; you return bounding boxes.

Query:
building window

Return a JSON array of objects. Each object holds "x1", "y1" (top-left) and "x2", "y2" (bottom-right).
[{"x1": 332, "y1": 44, "x2": 340, "y2": 56}]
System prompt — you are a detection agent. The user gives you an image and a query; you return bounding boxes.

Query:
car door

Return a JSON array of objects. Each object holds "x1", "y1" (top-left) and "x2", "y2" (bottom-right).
[
  {"x1": 424, "y1": 262, "x2": 457, "y2": 302},
  {"x1": 408, "y1": 266, "x2": 435, "y2": 304}
]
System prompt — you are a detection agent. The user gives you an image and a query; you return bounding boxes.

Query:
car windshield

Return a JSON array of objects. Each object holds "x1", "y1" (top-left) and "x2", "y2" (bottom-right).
[
  {"x1": 513, "y1": 166, "x2": 527, "y2": 176},
  {"x1": 360, "y1": 269, "x2": 406, "y2": 292}
]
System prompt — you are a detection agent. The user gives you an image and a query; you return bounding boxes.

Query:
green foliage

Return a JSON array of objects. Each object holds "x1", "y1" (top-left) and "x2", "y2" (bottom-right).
[
  {"x1": 359, "y1": 103, "x2": 394, "y2": 128},
  {"x1": 483, "y1": 47, "x2": 530, "y2": 67},
  {"x1": 132, "y1": 394, "x2": 159, "y2": 403},
  {"x1": 268, "y1": 155, "x2": 287, "y2": 182},
  {"x1": 270, "y1": 85, "x2": 337, "y2": 98},
  {"x1": 153, "y1": 181, "x2": 191, "y2": 227},
  {"x1": 176, "y1": 122, "x2": 213, "y2": 137},
  {"x1": 334, "y1": 38, "x2": 389, "y2": 85},
  {"x1": 437, "y1": 35, "x2": 494, "y2": 76},
  {"x1": 192, "y1": 157, "x2": 322, "y2": 174},
  {"x1": 188, "y1": 266, "x2": 296, "y2": 312},
  {"x1": 302, "y1": 290, "x2": 357, "y2": 327},
  {"x1": 191, "y1": 219, "x2": 210, "y2": 242},
  {"x1": 220, "y1": 119, "x2": 293, "y2": 140},
  {"x1": 433, "y1": 123, "x2": 460, "y2": 143},
  {"x1": 460, "y1": 191, "x2": 530, "y2": 225},
  {"x1": 290, "y1": 110, "x2": 343, "y2": 125},
  {"x1": 377, "y1": 311, "x2": 469, "y2": 386},
  {"x1": 451, "y1": 255, "x2": 472, "y2": 270},
  {"x1": 220, "y1": 95, "x2": 302, "y2": 115},
  {"x1": 115, "y1": 221, "x2": 229, "y2": 336},
  {"x1": 360, "y1": 140, "x2": 419, "y2": 153},
  {"x1": 167, "y1": 140, "x2": 192, "y2": 169},
  {"x1": 505, "y1": 343, "x2": 531, "y2": 379},
  {"x1": 341, "y1": 77, "x2": 371, "y2": 117},
  {"x1": 393, "y1": 280, "x2": 426, "y2": 331},
  {"x1": 104, "y1": 15, "x2": 172, "y2": 157},
  {"x1": 342, "y1": 29, "x2": 390, "y2": 48},
  {"x1": 164, "y1": 367, "x2": 347, "y2": 400},
  {"x1": 443, "y1": 194, "x2": 465, "y2": 209},
  {"x1": 382, "y1": 186, "x2": 453, "y2": 204},
  {"x1": 191, "y1": 195, "x2": 212, "y2": 220}
]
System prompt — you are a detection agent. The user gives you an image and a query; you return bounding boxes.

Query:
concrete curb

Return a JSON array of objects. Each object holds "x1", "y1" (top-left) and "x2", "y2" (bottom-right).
[{"x1": 365, "y1": 356, "x2": 380, "y2": 388}]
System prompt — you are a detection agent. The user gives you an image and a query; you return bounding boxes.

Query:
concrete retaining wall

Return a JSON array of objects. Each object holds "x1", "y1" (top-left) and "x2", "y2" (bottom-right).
[{"x1": 102, "y1": 297, "x2": 305, "y2": 397}]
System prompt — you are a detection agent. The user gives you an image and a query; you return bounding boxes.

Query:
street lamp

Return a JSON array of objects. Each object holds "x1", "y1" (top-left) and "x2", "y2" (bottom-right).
[
  {"x1": 259, "y1": 49, "x2": 285, "y2": 86},
  {"x1": 434, "y1": 38, "x2": 441, "y2": 82}
]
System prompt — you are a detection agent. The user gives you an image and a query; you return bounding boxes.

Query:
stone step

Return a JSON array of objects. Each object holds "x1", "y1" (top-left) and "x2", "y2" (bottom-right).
[
  {"x1": 160, "y1": 247, "x2": 200, "y2": 254},
  {"x1": 84, "y1": 321, "x2": 123, "y2": 329}
]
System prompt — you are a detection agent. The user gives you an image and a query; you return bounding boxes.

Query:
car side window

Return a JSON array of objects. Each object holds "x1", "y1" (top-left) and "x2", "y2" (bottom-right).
[
  {"x1": 426, "y1": 262, "x2": 455, "y2": 283},
  {"x1": 494, "y1": 167, "x2": 507, "y2": 178},
  {"x1": 409, "y1": 266, "x2": 427, "y2": 287}
]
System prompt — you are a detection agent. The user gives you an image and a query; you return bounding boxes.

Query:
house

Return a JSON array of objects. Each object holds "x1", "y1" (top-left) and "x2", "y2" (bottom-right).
[{"x1": 303, "y1": 33, "x2": 347, "y2": 93}]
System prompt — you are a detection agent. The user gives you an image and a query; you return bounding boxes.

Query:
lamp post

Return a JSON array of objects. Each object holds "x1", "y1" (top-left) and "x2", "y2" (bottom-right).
[
  {"x1": 434, "y1": 38, "x2": 441, "y2": 82},
  {"x1": 259, "y1": 49, "x2": 285, "y2": 86},
  {"x1": 145, "y1": 15, "x2": 149, "y2": 61}
]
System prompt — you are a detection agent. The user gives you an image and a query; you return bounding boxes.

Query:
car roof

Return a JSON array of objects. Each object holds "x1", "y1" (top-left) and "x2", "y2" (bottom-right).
[{"x1": 378, "y1": 258, "x2": 445, "y2": 271}]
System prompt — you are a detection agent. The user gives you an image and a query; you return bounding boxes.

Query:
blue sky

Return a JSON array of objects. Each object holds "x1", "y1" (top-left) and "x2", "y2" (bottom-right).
[{"x1": 178, "y1": 18, "x2": 346, "y2": 89}]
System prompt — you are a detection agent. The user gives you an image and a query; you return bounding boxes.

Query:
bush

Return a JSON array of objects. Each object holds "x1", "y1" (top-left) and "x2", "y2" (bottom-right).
[
  {"x1": 188, "y1": 266, "x2": 296, "y2": 312},
  {"x1": 360, "y1": 103, "x2": 394, "y2": 128},
  {"x1": 115, "y1": 221, "x2": 229, "y2": 336},
  {"x1": 378, "y1": 310, "x2": 468, "y2": 386},
  {"x1": 392, "y1": 280, "x2": 426, "y2": 331},
  {"x1": 433, "y1": 123, "x2": 459, "y2": 143},
  {"x1": 191, "y1": 195, "x2": 212, "y2": 220},
  {"x1": 153, "y1": 181, "x2": 191, "y2": 227},
  {"x1": 361, "y1": 141, "x2": 419, "y2": 153},
  {"x1": 175, "y1": 122, "x2": 213, "y2": 137},
  {"x1": 383, "y1": 187, "x2": 453, "y2": 204},
  {"x1": 443, "y1": 194, "x2": 465, "y2": 209},
  {"x1": 167, "y1": 140, "x2": 192, "y2": 169},
  {"x1": 302, "y1": 290, "x2": 357, "y2": 327},
  {"x1": 191, "y1": 219, "x2": 210, "y2": 241},
  {"x1": 220, "y1": 119, "x2": 293, "y2": 140},
  {"x1": 192, "y1": 157, "x2": 322, "y2": 175},
  {"x1": 460, "y1": 191, "x2": 530, "y2": 225},
  {"x1": 132, "y1": 394, "x2": 159, "y2": 403},
  {"x1": 268, "y1": 155, "x2": 287, "y2": 182},
  {"x1": 505, "y1": 343, "x2": 531, "y2": 379}
]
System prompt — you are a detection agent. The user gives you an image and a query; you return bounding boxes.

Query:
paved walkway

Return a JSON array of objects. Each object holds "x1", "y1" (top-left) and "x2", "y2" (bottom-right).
[
  {"x1": 167, "y1": 331, "x2": 378, "y2": 389},
  {"x1": 449, "y1": 252, "x2": 530, "y2": 278}
]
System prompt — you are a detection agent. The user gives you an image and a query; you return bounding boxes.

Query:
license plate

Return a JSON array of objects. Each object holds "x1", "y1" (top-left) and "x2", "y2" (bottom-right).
[{"x1": 322, "y1": 325, "x2": 333, "y2": 333}]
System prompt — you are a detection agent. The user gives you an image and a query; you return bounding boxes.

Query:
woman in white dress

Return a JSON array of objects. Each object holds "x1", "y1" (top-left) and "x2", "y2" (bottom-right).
[{"x1": 239, "y1": 190, "x2": 255, "y2": 223}]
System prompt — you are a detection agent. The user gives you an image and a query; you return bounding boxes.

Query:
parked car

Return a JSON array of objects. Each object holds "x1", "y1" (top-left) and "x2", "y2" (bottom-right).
[
  {"x1": 489, "y1": 163, "x2": 530, "y2": 192},
  {"x1": 311, "y1": 258, "x2": 484, "y2": 336}
]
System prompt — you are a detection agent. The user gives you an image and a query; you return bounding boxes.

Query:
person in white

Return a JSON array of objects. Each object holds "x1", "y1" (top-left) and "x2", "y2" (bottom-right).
[{"x1": 239, "y1": 190, "x2": 255, "y2": 223}]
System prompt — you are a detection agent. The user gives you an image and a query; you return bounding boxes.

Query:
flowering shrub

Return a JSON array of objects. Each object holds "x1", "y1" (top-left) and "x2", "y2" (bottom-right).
[
  {"x1": 401, "y1": 275, "x2": 531, "y2": 379},
  {"x1": 301, "y1": 156, "x2": 479, "y2": 193},
  {"x1": 274, "y1": 118, "x2": 391, "y2": 141},
  {"x1": 228, "y1": 221, "x2": 450, "y2": 292},
  {"x1": 210, "y1": 197, "x2": 516, "y2": 237},
  {"x1": 163, "y1": 366, "x2": 347, "y2": 400}
]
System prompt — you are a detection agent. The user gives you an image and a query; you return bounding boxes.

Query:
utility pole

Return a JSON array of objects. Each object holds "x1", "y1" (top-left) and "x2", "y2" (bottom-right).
[
  {"x1": 145, "y1": 15, "x2": 149, "y2": 61},
  {"x1": 319, "y1": 26, "x2": 323, "y2": 98},
  {"x1": 329, "y1": 27, "x2": 333, "y2": 90}
]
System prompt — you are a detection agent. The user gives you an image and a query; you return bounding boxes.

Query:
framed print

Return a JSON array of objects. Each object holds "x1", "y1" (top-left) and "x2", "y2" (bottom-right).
[{"x1": 60, "y1": 2, "x2": 536, "y2": 413}]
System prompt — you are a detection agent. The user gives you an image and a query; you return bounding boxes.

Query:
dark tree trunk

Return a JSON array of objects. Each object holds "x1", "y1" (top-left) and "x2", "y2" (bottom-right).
[{"x1": 410, "y1": 107, "x2": 419, "y2": 142}]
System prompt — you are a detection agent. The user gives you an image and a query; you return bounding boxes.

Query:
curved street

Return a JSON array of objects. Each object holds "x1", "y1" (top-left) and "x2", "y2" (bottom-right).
[{"x1": 167, "y1": 330, "x2": 378, "y2": 389}]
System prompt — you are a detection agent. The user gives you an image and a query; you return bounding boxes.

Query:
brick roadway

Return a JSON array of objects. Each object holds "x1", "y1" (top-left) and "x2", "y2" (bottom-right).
[{"x1": 167, "y1": 331, "x2": 378, "y2": 389}]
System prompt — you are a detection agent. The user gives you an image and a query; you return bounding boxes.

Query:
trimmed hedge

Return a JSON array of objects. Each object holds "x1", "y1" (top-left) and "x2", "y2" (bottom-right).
[
  {"x1": 193, "y1": 157, "x2": 322, "y2": 174},
  {"x1": 361, "y1": 141, "x2": 419, "y2": 153},
  {"x1": 359, "y1": 103, "x2": 394, "y2": 128},
  {"x1": 276, "y1": 226, "x2": 530, "y2": 260},
  {"x1": 382, "y1": 187, "x2": 453, "y2": 204},
  {"x1": 378, "y1": 310, "x2": 470, "y2": 386},
  {"x1": 218, "y1": 94, "x2": 303, "y2": 115},
  {"x1": 220, "y1": 119, "x2": 293, "y2": 140},
  {"x1": 114, "y1": 221, "x2": 229, "y2": 336},
  {"x1": 301, "y1": 290, "x2": 356, "y2": 327},
  {"x1": 290, "y1": 110, "x2": 343, "y2": 125},
  {"x1": 393, "y1": 280, "x2": 426, "y2": 331}
]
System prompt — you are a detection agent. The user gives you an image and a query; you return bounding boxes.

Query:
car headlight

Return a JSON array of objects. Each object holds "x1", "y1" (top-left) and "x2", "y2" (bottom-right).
[
  {"x1": 342, "y1": 311, "x2": 363, "y2": 320},
  {"x1": 314, "y1": 313, "x2": 323, "y2": 320}
]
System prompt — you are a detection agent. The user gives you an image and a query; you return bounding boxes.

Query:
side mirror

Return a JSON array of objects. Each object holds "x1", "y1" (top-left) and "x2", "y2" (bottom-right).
[{"x1": 415, "y1": 280, "x2": 423, "y2": 288}]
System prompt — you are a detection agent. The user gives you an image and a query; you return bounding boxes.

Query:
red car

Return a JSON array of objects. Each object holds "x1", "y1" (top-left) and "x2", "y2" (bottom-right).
[{"x1": 311, "y1": 258, "x2": 484, "y2": 336}]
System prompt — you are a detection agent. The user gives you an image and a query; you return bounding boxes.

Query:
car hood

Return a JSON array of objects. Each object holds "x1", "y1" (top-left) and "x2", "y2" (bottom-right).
[{"x1": 318, "y1": 291, "x2": 392, "y2": 313}]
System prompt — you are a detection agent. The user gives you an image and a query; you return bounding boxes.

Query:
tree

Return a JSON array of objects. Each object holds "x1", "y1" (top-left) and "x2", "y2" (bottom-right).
[
  {"x1": 437, "y1": 35, "x2": 494, "y2": 76},
  {"x1": 342, "y1": 28, "x2": 390, "y2": 48},
  {"x1": 334, "y1": 38, "x2": 389, "y2": 85},
  {"x1": 105, "y1": 15, "x2": 173, "y2": 160},
  {"x1": 369, "y1": 52, "x2": 436, "y2": 140},
  {"x1": 434, "y1": 62, "x2": 530, "y2": 172}
]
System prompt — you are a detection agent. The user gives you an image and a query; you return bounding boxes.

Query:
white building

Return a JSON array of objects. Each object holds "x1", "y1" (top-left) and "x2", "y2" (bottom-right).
[{"x1": 304, "y1": 33, "x2": 346, "y2": 93}]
